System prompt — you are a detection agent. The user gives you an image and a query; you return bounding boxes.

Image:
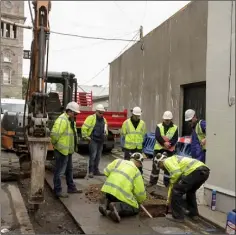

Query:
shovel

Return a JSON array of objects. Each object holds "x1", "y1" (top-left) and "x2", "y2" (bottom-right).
[{"x1": 140, "y1": 204, "x2": 153, "y2": 218}]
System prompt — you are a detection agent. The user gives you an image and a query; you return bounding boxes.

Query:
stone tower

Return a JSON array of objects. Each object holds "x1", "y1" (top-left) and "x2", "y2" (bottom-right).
[{"x1": 1, "y1": 1, "x2": 25, "y2": 98}]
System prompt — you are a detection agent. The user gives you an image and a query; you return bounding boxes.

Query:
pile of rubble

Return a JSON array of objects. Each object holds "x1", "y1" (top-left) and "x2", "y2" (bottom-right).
[
  {"x1": 84, "y1": 184, "x2": 166, "y2": 206},
  {"x1": 84, "y1": 184, "x2": 104, "y2": 203}
]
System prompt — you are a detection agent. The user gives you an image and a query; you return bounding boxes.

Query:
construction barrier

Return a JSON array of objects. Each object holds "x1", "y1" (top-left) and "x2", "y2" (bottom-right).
[
  {"x1": 175, "y1": 136, "x2": 192, "y2": 157},
  {"x1": 142, "y1": 133, "x2": 156, "y2": 157},
  {"x1": 121, "y1": 133, "x2": 192, "y2": 158}
]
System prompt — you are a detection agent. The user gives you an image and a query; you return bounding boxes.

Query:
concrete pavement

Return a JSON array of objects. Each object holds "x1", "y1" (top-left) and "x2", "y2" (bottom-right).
[
  {"x1": 1, "y1": 182, "x2": 34, "y2": 234},
  {"x1": 110, "y1": 148, "x2": 228, "y2": 230},
  {"x1": 45, "y1": 153, "x2": 225, "y2": 234}
]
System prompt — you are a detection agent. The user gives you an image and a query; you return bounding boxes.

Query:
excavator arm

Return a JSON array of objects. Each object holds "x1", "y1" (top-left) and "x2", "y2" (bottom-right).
[{"x1": 25, "y1": 0, "x2": 51, "y2": 207}]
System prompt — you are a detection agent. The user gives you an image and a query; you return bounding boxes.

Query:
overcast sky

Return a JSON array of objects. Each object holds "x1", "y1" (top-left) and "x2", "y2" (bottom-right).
[{"x1": 23, "y1": 1, "x2": 189, "y2": 87}]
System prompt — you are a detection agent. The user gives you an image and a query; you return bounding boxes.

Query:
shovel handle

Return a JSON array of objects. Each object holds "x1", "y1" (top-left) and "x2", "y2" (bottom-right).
[{"x1": 140, "y1": 204, "x2": 153, "y2": 218}]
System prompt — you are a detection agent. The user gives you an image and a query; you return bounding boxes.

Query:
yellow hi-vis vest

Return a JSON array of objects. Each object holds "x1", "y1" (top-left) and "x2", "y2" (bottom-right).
[
  {"x1": 101, "y1": 159, "x2": 146, "y2": 208},
  {"x1": 81, "y1": 114, "x2": 108, "y2": 138},
  {"x1": 163, "y1": 155, "x2": 208, "y2": 201},
  {"x1": 50, "y1": 113, "x2": 78, "y2": 156},
  {"x1": 154, "y1": 123, "x2": 178, "y2": 150},
  {"x1": 121, "y1": 118, "x2": 146, "y2": 150},
  {"x1": 195, "y1": 120, "x2": 206, "y2": 150}
]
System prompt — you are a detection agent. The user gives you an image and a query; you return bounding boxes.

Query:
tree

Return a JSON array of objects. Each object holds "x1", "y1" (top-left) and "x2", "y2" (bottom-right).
[{"x1": 22, "y1": 77, "x2": 28, "y2": 99}]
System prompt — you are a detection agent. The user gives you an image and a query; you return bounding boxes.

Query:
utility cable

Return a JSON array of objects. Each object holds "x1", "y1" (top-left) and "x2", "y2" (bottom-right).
[
  {"x1": 52, "y1": 30, "x2": 139, "y2": 52},
  {"x1": 50, "y1": 30, "x2": 138, "y2": 42},
  {"x1": 79, "y1": 32, "x2": 139, "y2": 86},
  {"x1": 28, "y1": 1, "x2": 34, "y2": 27},
  {"x1": 141, "y1": 1, "x2": 147, "y2": 26},
  {"x1": 113, "y1": 1, "x2": 136, "y2": 26}
]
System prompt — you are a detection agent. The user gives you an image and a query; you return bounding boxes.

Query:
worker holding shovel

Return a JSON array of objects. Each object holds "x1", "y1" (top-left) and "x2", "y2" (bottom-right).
[{"x1": 154, "y1": 154, "x2": 210, "y2": 223}]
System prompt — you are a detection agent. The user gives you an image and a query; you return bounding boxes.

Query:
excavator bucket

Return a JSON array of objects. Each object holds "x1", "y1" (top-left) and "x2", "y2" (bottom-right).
[{"x1": 27, "y1": 136, "x2": 50, "y2": 205}]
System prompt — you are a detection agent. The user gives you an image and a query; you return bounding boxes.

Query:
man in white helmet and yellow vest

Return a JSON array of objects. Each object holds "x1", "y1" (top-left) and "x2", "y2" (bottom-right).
[
  {"x1": 154, "y1": 153, "x2": 210, "y2": 223},
  {"x1": 81, "y1": 104, "x2": 108, "y2": 178},
  {"x1": 51, "y1": 101, "x2": 83, "y2": 198},
  {"x1": 121, "y1": 106, "x2": 147, "y2": 161},
  {"x1": 147, "y1": 111, "x2": 178, "y2": 187},
  {"x1": 99, "y1": 152, "x2": 146, "y2": 223},
  {"x1": 185, "y1": 109, "x2": 206, "y2": 163}
]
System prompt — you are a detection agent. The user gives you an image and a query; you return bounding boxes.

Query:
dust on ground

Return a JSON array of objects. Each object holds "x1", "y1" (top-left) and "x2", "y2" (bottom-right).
[
  {"x1": 84, "y1": 183, "x2": 167, "y2": 218},
  {"x1": 18, "y1": 178, "x2": 83, "y2": 234}
]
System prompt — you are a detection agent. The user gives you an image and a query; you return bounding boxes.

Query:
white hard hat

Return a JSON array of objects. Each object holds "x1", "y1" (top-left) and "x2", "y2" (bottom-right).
[
  {"x1": 185, "y1": 109, "x2": 195, "y2": 121},
  {"x1": 132, "y1": 106, "x2": 142, "y2": 116},
  {"x1": 153, "y1": 153, "x2": 168, "y2": 168},
  {"x1": 96, "y1": 104, "x2": 105, "y2": 112},
  {"x1": 163, "y1": 111, "x2": 173, "y2": 120},
  {"x1": 66, "y1": 101, "x2": 80, "y2": 113},
  {"x1": 130, "y1": 152, "x2": 144, "y2": 163}
]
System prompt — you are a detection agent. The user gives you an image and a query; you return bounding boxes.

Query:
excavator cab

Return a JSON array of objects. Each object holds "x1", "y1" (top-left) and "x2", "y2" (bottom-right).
[{"x1": 45, "y1": 71, "x2": 78, "y2": 130}]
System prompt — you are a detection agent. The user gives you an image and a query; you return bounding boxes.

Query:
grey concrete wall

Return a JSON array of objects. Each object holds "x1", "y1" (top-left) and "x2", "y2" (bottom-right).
[
  {"x1": 109, "y1": 1, "x2": 208, "y2": 132},
  {"x1": 1, "y1": 1, "x2": 25, "y2": 98},
  {"x1": 205, "y1": 1, "x2": 235, "y2": 213}
]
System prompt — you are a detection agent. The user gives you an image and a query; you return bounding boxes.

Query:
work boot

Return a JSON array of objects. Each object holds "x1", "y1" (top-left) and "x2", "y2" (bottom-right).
[
  {"x1": 88, "y1": 172, "x2": 94, "y2": 178},
  {"x1": 67, "y1": 188, "x2": 83, "y2": 194},
  {"x1": 56, "y1": 192, "x2": 69, "y2": 198},
  {"x1": 94, "y1": 171, "x2": 105, "y2": 176},
  {"x1": 98, "y1": 205, "x2": 108, "y2": 216},
  {"x1": 166, "y1": 214, "x2": 184, "y2": 223},
  {"x1": 108, "y1": 203, "x2": 121, "y2": 223}
]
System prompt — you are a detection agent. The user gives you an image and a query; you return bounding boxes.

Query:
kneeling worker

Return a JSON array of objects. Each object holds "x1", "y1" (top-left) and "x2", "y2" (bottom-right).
[
  {"x1": 154, "y1": 154, "x2": 210, "y2": 222},
  {"x1": 99, "y1": 153, "x2": 146, "y2": 223}
]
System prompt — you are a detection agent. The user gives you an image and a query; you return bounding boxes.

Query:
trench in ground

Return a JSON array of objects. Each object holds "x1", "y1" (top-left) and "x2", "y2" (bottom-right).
[{"x1": 18, "y1": 178, "x2": 84, "y2": 234}]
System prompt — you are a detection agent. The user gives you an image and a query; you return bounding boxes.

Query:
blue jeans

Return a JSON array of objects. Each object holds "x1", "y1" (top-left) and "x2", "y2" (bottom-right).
[
  {"x1": 89, "y1": 139, "x2": 103, "y2": 173},
  {"x1": 53, "y1": 150, "x2": 76, "y2": 194}
]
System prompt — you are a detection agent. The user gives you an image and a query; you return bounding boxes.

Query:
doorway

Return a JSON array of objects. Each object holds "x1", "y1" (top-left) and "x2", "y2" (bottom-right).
[{"x1": 182, "y1": 82, "x2": 206, "y2": 136}]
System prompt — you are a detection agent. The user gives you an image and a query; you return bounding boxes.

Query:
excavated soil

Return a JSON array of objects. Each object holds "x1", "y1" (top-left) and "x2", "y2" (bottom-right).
[
  {"x1": 84, "y1": 183, "x2": 167, "y2": 217},
  {"x1": 18, "y1": 178, "x2": 83, "y2": 234}
]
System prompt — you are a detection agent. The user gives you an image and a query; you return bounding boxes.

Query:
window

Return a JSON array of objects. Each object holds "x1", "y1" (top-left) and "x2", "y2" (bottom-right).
[
  {"x1": 3, "y1": 68, "x2": 11, "y2": 85},
  {"x1": 3, "y1": 51, "x2": 11, "y2": 63},
  {"x1": 6, "y1": 24, "x2": 10, "y2": 38},
  {"x1": 0, "y1": 23, "x2": 17, "y2": 39},
  {"x1": 13, "y1": 25, "x2": 17, "y2": 39},
  {"x1": 1, "y1": 22, "x2": 3, "y2": 37}
]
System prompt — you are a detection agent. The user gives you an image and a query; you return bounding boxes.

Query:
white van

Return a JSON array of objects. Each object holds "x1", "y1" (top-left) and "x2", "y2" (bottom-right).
[{"x1": 1, "y1": 98, "x2": 26, "y2": 120}]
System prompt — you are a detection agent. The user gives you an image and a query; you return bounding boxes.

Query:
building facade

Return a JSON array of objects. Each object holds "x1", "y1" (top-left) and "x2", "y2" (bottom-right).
[
  {"x1": 205, "y1": 1, "x2": 235, "y2": 213},
  {"x1": 109, "y1": 1, "x2": 235, "y2": 213},
  {"x1": 109, "y1": 1, "x2": 208, "y2": 133},
  {"x1": 1, "y1": 1, "x2": 25, "y2": 98}
]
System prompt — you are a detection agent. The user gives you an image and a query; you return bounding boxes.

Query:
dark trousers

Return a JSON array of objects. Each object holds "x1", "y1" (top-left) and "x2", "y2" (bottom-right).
[
  {"x1": 53, "y1": 150, "x2": 76, "y2": 194},
  {"x1": 171, "y1": 166, "x2": 210, "y2": 219},
  {"x1": 89, "y1": 139, "x2": 103, "y2": 173},
  {"x1": 104, "y1": 193, "x2": 139, "y2": 217},
  {"x1": 123, "y1": 148, "x2": 143, "y2": 174},
  {"x1": 149, "y1": 149, "x2": 174, "y2": 185},
  {"x1": 123, "y1": 148, "x2": 142, "y2": 160}
]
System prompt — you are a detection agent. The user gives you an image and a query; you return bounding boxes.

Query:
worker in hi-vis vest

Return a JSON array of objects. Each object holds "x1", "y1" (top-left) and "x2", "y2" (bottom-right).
[
  {"x1": 81, "y1": 104, "x2": 108, "y2": 178},
  {"x1": 154, "y1": 154, "x2": 210, "y2": 223},
  {"x1": 121, "y1": 106, "x2": 147, "y2": 160},
  {"x1": 99, "y1": 153, "x2": 146, "y2": 223},
  {"x1": 185, "y1": 109, "x2": 206, "y2": 163},
  {"x1": 51, "y1": 101, "x2": 83, "y2": 198},
  {"x1": 147, "y1": 111, "x2": 178, "y2": 187}
]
